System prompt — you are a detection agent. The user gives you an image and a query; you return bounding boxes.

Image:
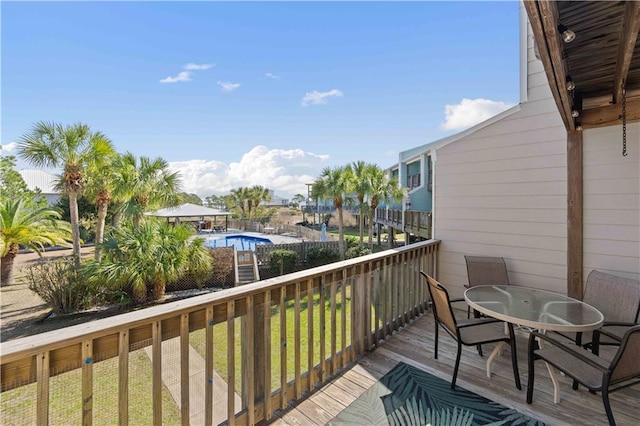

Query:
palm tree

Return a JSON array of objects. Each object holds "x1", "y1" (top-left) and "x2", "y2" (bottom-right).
[
  {"x1": 1, "y1": 197, "x2": 72, "y2": 286},
  {"x1": 366, "y1": 167, "x2": 404, "y2": 248},
  {"x1": 312, "y1": 165, "x2": 353, "y2": 259},
  {"x1": 18, "y1": 121, "x2": 115, "y2": 266},
  {"x1": 111, "y1": 152, "x2": 182, "y2": 228},
  {"x1": 230, "y1": 187, "x2": 250, "y2": 228},
  {"x1": 88, "y1": 220, "x2": 212, "y2": 303},
  {"x1": 291, "y1": 194, "x2": 306, "y2": 209},
  {"x1": 249, "y1": 185, "x2": 271, "y2": 222},
  {"x1": 84, "y1": 151, "x2": 118, "y2": 260},
  {"x1": 351, "y1": 161, "x2": 375, "y2": 245}
]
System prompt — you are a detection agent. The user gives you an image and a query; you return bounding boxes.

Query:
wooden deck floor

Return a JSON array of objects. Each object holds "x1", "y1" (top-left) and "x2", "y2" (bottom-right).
[{"x1": 269, "y1": 313, "x2": 639, "y2": 425}]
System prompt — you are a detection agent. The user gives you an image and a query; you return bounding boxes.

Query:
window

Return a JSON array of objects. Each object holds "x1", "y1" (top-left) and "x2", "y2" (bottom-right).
[{"x1": 407, "y1": 173, "x2": 420, "y2": 190}]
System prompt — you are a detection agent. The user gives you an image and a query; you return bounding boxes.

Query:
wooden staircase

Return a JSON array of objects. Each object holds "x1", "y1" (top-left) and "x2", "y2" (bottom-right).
[{"x1": 235, "y1": 250, "x2": 259, "y2": 285}]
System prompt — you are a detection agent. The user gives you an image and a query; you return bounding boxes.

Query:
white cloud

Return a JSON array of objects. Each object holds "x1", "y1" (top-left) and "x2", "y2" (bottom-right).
[
  {"x1": 183, "y1": 63, "x2": 215, "y2": 70},
  {"x1": 265, "y1": 72, "x2": 279, "y2": 80},
  {"x1": 168, "y1": 146, "x2": 330, "y2": 199},
  {"x1": 0, "y1": 142, "x2": 18, "y2": 154},
  {"x1": 217, "y1": 81, "x2": 241, "y2": 92},
  {"x1": 301, "y1": 89, "x2": 344, "y2": 106},
  {"x1": 160, "y1": 71, "x2": 192, "y2": 84},
  {"x1": 441, "y1": 98, "x2": 514, "y2": 130}
]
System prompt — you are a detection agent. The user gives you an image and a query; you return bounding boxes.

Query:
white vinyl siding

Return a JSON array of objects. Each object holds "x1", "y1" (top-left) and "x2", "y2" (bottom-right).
[
  {"x1": 433, "y1": 101, "x2": 566, "y2": 298},
  {"x1": 582, "y1": 122, "x2": 640, "y2": 281}
]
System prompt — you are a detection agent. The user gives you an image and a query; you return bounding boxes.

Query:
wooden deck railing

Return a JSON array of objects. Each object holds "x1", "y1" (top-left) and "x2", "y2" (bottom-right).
[
  {"x1": 375, "y1": 208, "x2": 432, "y2": 239},
  {"x1": 0, "y1": 240, "x2": 439, "y2": 426}
]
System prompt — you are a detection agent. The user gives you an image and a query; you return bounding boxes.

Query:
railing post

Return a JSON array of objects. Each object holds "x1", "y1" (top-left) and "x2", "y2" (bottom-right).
[
  {"x1": 82, "y1": 339, "x2": 93, "y2": 426},
  {"x1": 118, "y1": 331, "x2": 129, "y2": 426},
  {"x1": 36, "y1": 351, "x2": 50, "y2": 426}
]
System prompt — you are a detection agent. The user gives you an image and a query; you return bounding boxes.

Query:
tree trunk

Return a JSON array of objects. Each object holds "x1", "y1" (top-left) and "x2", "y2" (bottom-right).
[
  {"x1": 152, "y1": 279, "x2": 166, "y2": 301},
  {"x1": 132, "y1": 285, "x2": 147, "y2": 304},
  {"x1": 68, "y1": 191, "x2": 82, "y2": 268},
  {"x1": 337, "y1": 207, "x2": 345, "y2": 259},
  {"x1": 95, "y1": 201, "x2": 109, "y2": 261},
  {"x1": 367, "y1": 207, "x2": 375, "y2": 248},
  {"x1": 359, "y1": 204, "x2": 365, "y2": 245},
  {"x1": 0, "y1": 250, "x2": 17, "y2": 286},
  {"x1": 112, "y1": 211, "x2": 122, "y2": 229}
]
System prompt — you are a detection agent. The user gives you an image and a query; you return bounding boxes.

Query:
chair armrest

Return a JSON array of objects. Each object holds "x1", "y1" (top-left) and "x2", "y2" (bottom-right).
[
  {"x1": 529, "y1": 332, "x2": 610, "y2": 373},
  {"x1": 450, "y1": 297, "x2": 466, "y2": 303}
]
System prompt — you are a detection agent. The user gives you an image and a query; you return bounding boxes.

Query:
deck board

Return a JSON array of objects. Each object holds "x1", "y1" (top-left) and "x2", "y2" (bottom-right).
[{"x1": 271, "y1": 313, "x2": 640, "y2": 425}]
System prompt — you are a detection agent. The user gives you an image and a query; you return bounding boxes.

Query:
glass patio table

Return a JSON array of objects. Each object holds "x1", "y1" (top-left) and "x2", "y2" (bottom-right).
[{"x1": 464, "y1": 285, "x2": 604, "y2": 403}]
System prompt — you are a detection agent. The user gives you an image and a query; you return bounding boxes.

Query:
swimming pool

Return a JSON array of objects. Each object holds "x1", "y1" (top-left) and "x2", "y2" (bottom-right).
[{"x1": 204, "y1": 235, "x2": 273, "y2": 251}]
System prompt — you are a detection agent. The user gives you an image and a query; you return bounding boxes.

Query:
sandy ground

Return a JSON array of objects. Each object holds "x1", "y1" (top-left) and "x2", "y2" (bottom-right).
[{"x1": 0, "y1": 247, "x2": 106, "y2": 342}]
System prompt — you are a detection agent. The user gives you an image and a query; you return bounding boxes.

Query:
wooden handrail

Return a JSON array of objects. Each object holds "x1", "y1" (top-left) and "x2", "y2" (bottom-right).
[{"x1": 1, "y1": 240, "x2": 440, "y2": 425}]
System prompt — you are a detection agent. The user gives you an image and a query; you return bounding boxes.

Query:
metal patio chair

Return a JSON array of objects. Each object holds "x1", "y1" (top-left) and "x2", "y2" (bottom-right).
[
  {"x1": 420, "y1": 271, "x2": 521, "y2": 391},
  {"x1": 527, "y1": 325, "x2": 640, "y2": 426}
]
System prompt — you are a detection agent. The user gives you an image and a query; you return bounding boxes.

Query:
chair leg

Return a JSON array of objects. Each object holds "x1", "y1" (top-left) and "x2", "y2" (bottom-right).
[
  {"x1": 526, "y1": 334, "x2": 536, "y2": 404},
  {"x1": 602, "y1": 387, "x2": 615, "y2": 426},
  {"x1": 451, "y1": 342, "x2": 462, "y2": 390}
]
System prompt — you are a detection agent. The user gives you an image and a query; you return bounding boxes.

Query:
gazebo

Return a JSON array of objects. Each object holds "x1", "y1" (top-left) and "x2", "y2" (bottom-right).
[{"x1": 145, "y1": 203, "x2": 232, "y2": 232}]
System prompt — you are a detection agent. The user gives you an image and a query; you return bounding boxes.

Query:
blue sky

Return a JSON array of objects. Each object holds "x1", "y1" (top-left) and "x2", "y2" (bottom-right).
[{"x1": 1, "y1": 1, "x2": 520, "y2": 198}]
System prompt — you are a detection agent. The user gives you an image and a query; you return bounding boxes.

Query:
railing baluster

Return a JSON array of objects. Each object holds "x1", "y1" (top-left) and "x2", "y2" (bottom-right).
[
  {"x1": 340, "y1": 268, "x2": 347, "y2": 368},
  {"x1": 227, "y1": 300, "x2": 235, "y2": 426},
  {"x1": 363, "y1": 263, "x2": 371, "y2": 350},
  {"x1": 319, "y1": 277, "x2": 326, "y2": 382},
  {"x1": 205, "y1": 306, "x2": 214, "y2": 425},
  {"x1": 307, "y1": 279, "x2": 314, "y2": 393},
  {"x1": 82, "y1": 339, "x2": 93, "y2": 426},
  {"x1": 246, "y1": 296, "x2": 255, "y2": 426},
  {"x1": 152, "y1": 321, "x2": 162, "y2": 426},
  {"x1": 180, "y1": 314, "x2": 189, "y2": 426},
  {"x1": 349, "y1": 266, "x2": 357, "y2": 363},
  {"x1": 280, "y1": 287, "x2": 287, "y2": 410},
  {"x1": 264, "y1": 290, "x2": 273, "y2": 420},
  {"x1": 398, "y1": 253, "x2": 408, "y2": 328},
  {"x1": 36, "y1": 351, "x2": 49, "y2": 426},
  {"x1": 330, "y1": 275, "x2": 337, "y2": 375},
  {"x1": 294, "y1": 282, "x2": 301, "y2": 400},
  {"x1": 118, "y1": 330, "x2": 129, "y2": 426}
]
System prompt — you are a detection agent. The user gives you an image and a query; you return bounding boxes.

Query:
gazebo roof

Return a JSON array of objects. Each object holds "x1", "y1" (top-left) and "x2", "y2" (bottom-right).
[{"x1": 145, "y1": 203, "x2": 231, "y2": 218}]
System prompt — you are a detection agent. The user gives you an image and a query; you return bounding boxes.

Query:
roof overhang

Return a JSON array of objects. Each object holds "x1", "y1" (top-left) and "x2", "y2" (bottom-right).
[{"x1": 523, "y1": 0, "x2": 640, "y2": 131}]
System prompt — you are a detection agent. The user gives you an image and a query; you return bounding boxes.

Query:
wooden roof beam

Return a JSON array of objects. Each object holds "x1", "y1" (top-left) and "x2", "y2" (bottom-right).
[
  {"x1": 581, "y1": 97, "x2": 640, "y2": 129},
  {"x1": 523, "y1": 0, "x2": 575, "y2": 131},
  {"x1": 613, "y1": 1, "x2": 640, "y2": 105}
]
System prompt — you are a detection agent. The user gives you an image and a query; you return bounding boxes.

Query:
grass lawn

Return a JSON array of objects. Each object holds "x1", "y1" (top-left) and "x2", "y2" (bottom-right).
[
  {"x1": 0, "y1": 349, "x2": 182, "y2": 425},
  {"x1": 190, "y1": 284, "x2": 353, "y2": 392}
]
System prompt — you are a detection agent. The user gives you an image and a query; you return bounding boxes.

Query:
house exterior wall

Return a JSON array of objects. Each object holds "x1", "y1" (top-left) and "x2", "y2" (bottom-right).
[
  {"x1": 432, "y1": 10, "x2": 568, "y2": 298},
  {"x1": 582, "y1": 122, "x2": 640, "y2": 281}
]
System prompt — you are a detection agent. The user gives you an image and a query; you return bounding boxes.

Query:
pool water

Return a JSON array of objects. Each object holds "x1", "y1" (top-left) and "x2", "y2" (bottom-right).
[{"x1": 204, "y1": 235, "x2": 273, "y2": 251}]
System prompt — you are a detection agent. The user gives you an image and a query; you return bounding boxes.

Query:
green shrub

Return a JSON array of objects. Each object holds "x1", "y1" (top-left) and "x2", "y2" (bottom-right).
[
  {"x1": 307, "y1": 247, "x2": 340, "y2": 267},
  {"x1": 346, "y1": 245, "x2": 372, "y2": 259},
  {"x1": 345, "y1": 235, "x2": 359, "y2": 249},
  {"x1": 26, "y1": 258, "x2": 92, "y2": 315},
  {"x1": 269, "y1": 249, "x2": 299, "y2": 275}
]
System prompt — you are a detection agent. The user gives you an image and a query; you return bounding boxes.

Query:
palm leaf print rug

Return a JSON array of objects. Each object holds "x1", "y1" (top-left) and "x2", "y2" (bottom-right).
[{"x1": 330, "y1": 362, "x2": 545, "y2": 426}]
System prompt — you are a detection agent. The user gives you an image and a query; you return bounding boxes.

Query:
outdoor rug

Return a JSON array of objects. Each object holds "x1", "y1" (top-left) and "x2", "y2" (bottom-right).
[{"x1": 330, "y1": 362, "x2": 545, "y2": 426}]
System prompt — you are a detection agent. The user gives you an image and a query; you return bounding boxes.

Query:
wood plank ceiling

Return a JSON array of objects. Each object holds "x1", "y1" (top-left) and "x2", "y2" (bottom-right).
[{"x1": 524, "y1": 0, "x2": 640, "y2": 131}]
